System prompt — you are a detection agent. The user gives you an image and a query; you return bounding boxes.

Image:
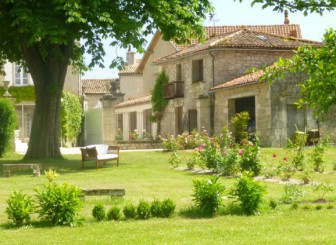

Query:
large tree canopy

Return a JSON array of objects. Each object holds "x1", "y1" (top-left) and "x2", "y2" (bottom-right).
[
  {"x1": 0, "y1": 0, "x2": 213, "y2": 159},
  {"x1": 236, "y1": 0, "x2": 336, "y2": 117}
]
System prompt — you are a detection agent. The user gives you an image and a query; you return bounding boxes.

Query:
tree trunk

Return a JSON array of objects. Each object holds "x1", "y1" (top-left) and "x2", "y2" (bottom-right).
[{"x1": 22, "y1": 44, "x2": 71, "y2": 159}]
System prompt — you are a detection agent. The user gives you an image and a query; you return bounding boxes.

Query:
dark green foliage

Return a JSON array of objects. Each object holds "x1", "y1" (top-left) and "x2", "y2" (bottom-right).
[
  {"x1": 161, "y1": 198, "x2": 176, "y2": 218},
  {"x1": 150, "y1": 199, "x2": 163, "y2": 217},
  {"x1": 35, "y1": 183, "x2": 82, "y2": 226},
  {"x1": 107, "y1": 207, "x2": 122, "y2": 221},
  {"x1": 5, "y1": 191, "x2": 34, "y2": 226},
  {"x1": 151, "y1": 71, "x2": 169, "y2": 135},
  {"x1": 269, "y1": 199, "x2": 278, "y2": 210},
  {"x1": 137, "y1": 200, "x2": 151, "y2": 220},
  {"x1": 92, "y1": 204, "x2": 106, "y2": 221},
  {"x1": 60, "y1": 92, "x2": 82, "y2": 146},
  {"x1": 192, "y1": 176, "x2": 225, "y2": 216},
  {"x1": 123, "y1": 203, "x2": 137, "y2": 219},
  {"x1": 8, "y1": 86, "x2": 35, "y2": 102},
  {"x1": 231, "y1": 172, "x2": 265, "y2": 215},
  {"x1": 0, "y1": 98, "x2": 17, "y2": 157}
]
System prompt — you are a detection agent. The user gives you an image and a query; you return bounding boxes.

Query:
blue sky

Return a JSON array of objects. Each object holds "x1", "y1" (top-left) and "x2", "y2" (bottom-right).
[{"x1": 82, "y1": 0, "x2": 336, "y2": 79}]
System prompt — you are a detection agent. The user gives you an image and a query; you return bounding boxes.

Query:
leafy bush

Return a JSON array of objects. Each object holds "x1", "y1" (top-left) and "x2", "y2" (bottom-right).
[
  {"x1": 192, "y1": 176, "x2": 225, "y2": 216},
  {"x1": 44, "y1": 169, "x2": 59, "y2": 183},
  {"x1": 161, "y1": 198, "x2": 176, "y2": 218},
  {"x1": 0, "y1": 98, "x2": 17, "y2": 157},
  {"x1": 35, "y1": 183, "x2": 82, "y2": 226},
  {"x1": 150, "y1": 199, "x2": 163, "y2": 217},
  {"x1": 107, "y1": 207, "x2": 122, "y2": 221},
  {"x1": 311, "y1": 182, "x2": 334, "y2": 200},
  {"x1": 60, "y1": 92, "x2": 82, "y2": 147},
  {"x1": 310, "y1": 141, "x2": 328, "y2": 172},
  {"x1": 220, "y1": 147, "x2": 241, "y2": 176},
  {"x1": 123, "y1": 203, "x2": 137, "y2": 219},
  {"x1": 269, "y1": 199, "x2": 278, "y2": 210},
  {"x1": 5, "y1": 191, "x2": 34, "y2": 226},
  {"x1": 231, "y1": 172, "x2": 265, "y2": 215},
  {"x1": 280, "y1": 184, "x2": 304, "y2": 204},
  {"x1": 239, "y1": 139, "x2": 261, "y2": 176},
  {"x1": 231, "y1": 111, "x2": 250, "y2": 142},
  {"x1": 160, "y1": 134, "x2": 182, "y2": 151},
  {"x1": 92, "y1": 204, "x2": 106, "y2": 221},
  {"x1": 168, "y1": 151, "x2": 181, "y2": 168},
  {"x1": 292, "y1": 131, "x2": 307, "y2": 147},
  {"x1": 137, "y1": 200, "x2": 151, "y2": 220}
]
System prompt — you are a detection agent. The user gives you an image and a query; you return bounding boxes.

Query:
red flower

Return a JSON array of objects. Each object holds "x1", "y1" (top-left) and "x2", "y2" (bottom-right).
[
  {"x1": 273, "y1": 153, "x2": 277, "y2": 157},
  {"x1": 238, "y1": 149, "x2": 244, "y2": 155},
  {"x1": 283, "y1": 157, "x2": 288, "y2": 162}
]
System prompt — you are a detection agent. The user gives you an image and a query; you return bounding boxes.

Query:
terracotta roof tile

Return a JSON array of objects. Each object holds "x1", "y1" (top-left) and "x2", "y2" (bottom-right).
[
  {"x1": 155, "y1": 29, "x2": 321, "y2": 63},
  {"x1": 115, "y1": 95, "x2": 151, "y2": 108},
  {"x1": 118, "y1": 63, "x2": 140, "y2": 75},
  {"x1": 82, "y1": 78, "x2": 118, "y2": 94},
  {"x1": 174, "y1": 24, "x2": 302, "y2": 50},
  {"x1": 211, "y1": 68, "x2": 266, "y2": 90}
]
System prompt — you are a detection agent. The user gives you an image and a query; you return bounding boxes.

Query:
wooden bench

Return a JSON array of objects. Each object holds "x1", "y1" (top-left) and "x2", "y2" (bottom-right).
[
  {"x1": 3, "y1": 164, "x2": 41, "y2": 178},
  {"x1": 80, "y1": 145, "x2": 120, "y2": 170},
  {"x1": 79, "y1": 188, "x2": 125, "y2": 200}
]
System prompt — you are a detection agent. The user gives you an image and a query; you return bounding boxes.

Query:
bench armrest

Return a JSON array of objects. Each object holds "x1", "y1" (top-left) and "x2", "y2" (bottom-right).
[
  {"x1": 108, "y1": 146, "x2": 120, "y2": 155},
  {"x1": 80, "y1": 147, "x2": 98, "y2": 160}
]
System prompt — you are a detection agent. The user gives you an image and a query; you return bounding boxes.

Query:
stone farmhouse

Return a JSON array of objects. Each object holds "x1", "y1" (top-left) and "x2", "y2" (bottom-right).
[
  {"x1": 112, "y1": 13, "x2": 336, "y2": 146},
  {"x1": 154, "y1": 29, "x2": 324, "y2": 146},
  {"x1": 0, "y1": 62, "x2": 80, "y2": 144}
]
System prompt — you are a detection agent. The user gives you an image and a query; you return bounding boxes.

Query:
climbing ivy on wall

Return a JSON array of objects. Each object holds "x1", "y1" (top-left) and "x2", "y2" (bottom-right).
[
  {"x1": 0, "y1": 85, "x2": 35, "y2": 102},
  {"x1": 151, "y1": 71, "x2": 169, "y2": 135},
  {"x1": 60, "y1": 92, "x2": 82, "y2": 146}
]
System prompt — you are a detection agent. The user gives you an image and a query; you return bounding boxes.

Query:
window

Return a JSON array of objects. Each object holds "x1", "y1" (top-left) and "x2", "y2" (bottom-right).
[
  {"x1": 192, "y1": 59, "x2": 203, "y2": 83},
  {"x1": 129, "y1": 111, "x2": 137, "y2": 132},
  {"x1": 143, "y1": 109, "x2": 152, "y2": 137},
  {"x1": 15, "y1": 64, "x2": 28, "y2": 85},
  {"x1": 176, "y1": 64, "x2": 182, "y2": 81},
  {"x1": 188, "y1": 109, "x2": 197, "y2": 132}
]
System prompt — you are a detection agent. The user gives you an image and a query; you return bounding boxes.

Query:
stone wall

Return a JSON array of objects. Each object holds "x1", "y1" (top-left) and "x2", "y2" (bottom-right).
[
  {"x1": 117, "y1": 140, "x2": 162, "y2": 150},
  {"x1": 119, "y1": 74, "x2": 143, "y2": 100}
]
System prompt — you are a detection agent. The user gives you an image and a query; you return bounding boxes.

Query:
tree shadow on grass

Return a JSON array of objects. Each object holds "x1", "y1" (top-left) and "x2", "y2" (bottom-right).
[{"x1": 0, "y1": 155, "x2": 122, "y2": 177}]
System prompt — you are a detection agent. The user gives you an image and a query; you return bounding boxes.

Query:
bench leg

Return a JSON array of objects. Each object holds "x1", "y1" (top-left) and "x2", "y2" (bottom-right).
[{"x1": 117, "y1": 158, "x2": 119, "y2": 167}]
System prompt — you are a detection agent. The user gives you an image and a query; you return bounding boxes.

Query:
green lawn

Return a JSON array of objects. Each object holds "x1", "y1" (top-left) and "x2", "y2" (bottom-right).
[{"x1": 0, "y1": 148, "x2": 336, "y2": 244}]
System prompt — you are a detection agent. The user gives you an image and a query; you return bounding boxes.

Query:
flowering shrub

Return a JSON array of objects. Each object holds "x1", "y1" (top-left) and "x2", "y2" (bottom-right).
[
  {"x1": 219, "y1": 147, "x2": 241, "y2": 176},
  {"x1": 129, "y1": 130, "x2": 139, "y2": 140},
  {"x1": 142, "y1": 130, "x2": 152, "y2": 140},
  {"x1": 160, "y1": 134, "x2": 182, "y2": 151},
  {"x1": 116, "y1": 128, "x2": 123, "y2": 140},
  {"x1": 239, "y1": 138, "x2": 261, "y2": 176}
]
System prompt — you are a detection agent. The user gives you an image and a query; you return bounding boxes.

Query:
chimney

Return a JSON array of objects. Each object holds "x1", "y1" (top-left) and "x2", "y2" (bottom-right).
[
  {"x1": 284, "y1": 10, "x2": 290, "y2": 24},
  {"x1": 126, "y1": 45, "x2": 135, "y2": 65}
]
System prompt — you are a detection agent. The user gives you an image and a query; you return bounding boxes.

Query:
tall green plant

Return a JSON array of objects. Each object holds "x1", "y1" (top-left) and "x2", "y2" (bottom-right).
[
  {"x1": 151, "y1": 71, "x2": 169, "y2": 136},
  {"x1": 60, "y1": 92, "x2": 82, "y2": 147},
  {"x1": 0, "y1": 98, "x2": 17, "y2": 157},
  {"x1": 192, "y1": 176, "x2": 225, "y2": 216},
  {"x1": 231, "y1": 111, "x2": 250, "y2": 142}
]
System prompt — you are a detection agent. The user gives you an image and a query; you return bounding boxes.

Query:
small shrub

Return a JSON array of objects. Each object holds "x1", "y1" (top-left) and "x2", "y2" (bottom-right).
[
  {"x1": 5, "y1": 191, "x2": 34, "y2": 226},
  {"x1": 161, "y1": 198, "x2": 176, "y2": 218},
  {"x1": 107, "y1": 207, "x2": 122, "y2": 221},
  {"x1": 44, "y1": 169, "x2": 59, "y2": 183},
  {"x1": 269, "y1": 199, "x2": 278, "y2": 210},
  {"x1": 327, "y1": 204, "x2": 334, "y2": 209},
  {"x1": 310, "y1": 141, "x2": 327, "y2": 172},
  {"x1": 231, "y1": 111, "x2": 250, "y2": 142},
  {"x1": 315, "y1": 204, "x2": 323, "y2": 210},
  {"x1": 35, "y1": 182, "x2": 82, "y2": 226},
  {"x1": 123, "y1": 203, "x2": 137, "y2": 219},
  {"x1": 231, "y1": 172, "x2": 265, "y2": 215},
  {"x1": 168, "y1": 151, "x2": 181, "y2": 168},
  {"x1": 0, "y1": 98, "x2": 17, "y2": 157},
  {"x1": 332, "y1": 161, "x2": 336, "y2": 172},
  {"x1": 311, "y1": 182, "x2": 334, "y2": 200},
  {"x1": 292, "y1": 131, "x2": 307, "y2": 147},
  {"x1": 239, "y1": 138, "x2": 261, "y2": 176},
  {"x1": 92, "y1": 204, "x2": 106, "y2": 221},
  {"x1": 137, "y1": 200, "x2": 151, "y2": 220},
  {"x1": 220, "y1": 147, "x2": 241, "y2": 176},
  {"x1": 150, "y1": 199, "x2": 163, "y2": 217},
  {"x1": 299, "y1": 168, "x2": 312, "y2": 184},
  {"x1": 280, "y1": 184, "x2": 304, "y2": 204},
  {"x1": 192, "y1": 176, "x2": 225, "y2": 216},
  {"x1": 291, "y1": 202, "x2": 299, "y2": 210},
  {"x1": 302, "y1": 204, "x2": 311, "y2": 210}
]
